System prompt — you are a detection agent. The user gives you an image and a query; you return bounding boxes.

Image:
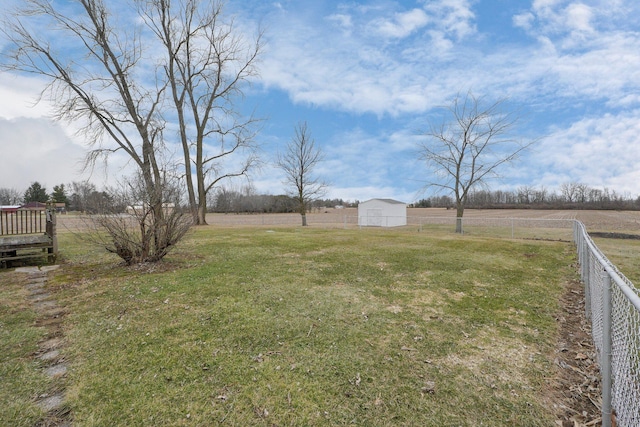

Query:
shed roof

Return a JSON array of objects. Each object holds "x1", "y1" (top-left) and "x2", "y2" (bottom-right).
[{"x1": 360, "y1": 198, "x2": 406, "y2": 205}]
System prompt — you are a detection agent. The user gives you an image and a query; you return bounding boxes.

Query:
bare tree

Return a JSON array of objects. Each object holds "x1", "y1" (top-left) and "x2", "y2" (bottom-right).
[
  {"x1": 142, "y1": 0, "x2": 262, "y2": 225},
  {"x1": 2, "y1": 0, "x2": 192, "y2": 262},
  {"x1": 277, "y1": 122, "x2": 326, "y2": 226},
  {"x1": 0, "y1": 188, "x2": 23, "y2": 205},
  {"x1": 96, "y1": 173, "x2": 191, "y2": 265},
  {"x1": 576, "y1": 183, "x2": 589, "y2": 204},
  {"x1": 516, "y1": 186, "x2": 534, "y2": 205},
  {"x1": 560, "y1": 182, "x2": 580, "y2": 203},
  {"x1": 418, "y1": 92, "x2": 534, "y2": 233},
  {"x1": 532, "y1": 186, "x2": 547, "y2": 204}
]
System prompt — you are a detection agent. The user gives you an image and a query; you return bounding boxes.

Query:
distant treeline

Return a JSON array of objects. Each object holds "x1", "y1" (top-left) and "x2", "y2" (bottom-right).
[
  {"x1": 210, "y1": 187, "x2": 356, "y2": 213},
  {"x1": 4, "y1": 181, "x2": 639, "y2": 214},
  {"x1": 411, "y1": 184, "x2": 640, "y2": 210}
]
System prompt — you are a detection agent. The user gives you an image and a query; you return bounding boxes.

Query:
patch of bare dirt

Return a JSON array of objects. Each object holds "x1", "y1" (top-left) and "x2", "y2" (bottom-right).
[{"x1": 550, "y1": 275, "x2": 603, "y2": 426}]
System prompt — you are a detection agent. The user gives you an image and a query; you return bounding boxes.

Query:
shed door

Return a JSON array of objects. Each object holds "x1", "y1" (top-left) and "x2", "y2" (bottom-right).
[{"x1": 366, "y1": 208, "x2": 383, "y2": 226}]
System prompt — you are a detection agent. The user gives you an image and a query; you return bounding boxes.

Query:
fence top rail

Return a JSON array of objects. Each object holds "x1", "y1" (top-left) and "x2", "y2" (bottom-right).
[
  {"x1": 405, "y1": 216, "x2": 577, "y2": 222},
  {"x1": 575, "y1": 220, "x2": 640, "y2": 312},
  {"x1": 0, "y1": 209, "x2": 48, "y2": 237}
]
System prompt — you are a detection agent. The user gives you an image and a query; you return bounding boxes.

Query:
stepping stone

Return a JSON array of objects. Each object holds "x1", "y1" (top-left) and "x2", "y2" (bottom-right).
[
  {"x1": 38, "y1": 349, "x2": 60, "y2": 361},
  {"x1": 15, "y1": 267, "x2": 41, "y2": 274},
  {"x1": 27, "y1": 287, "x2": 48, "y2": 297},
  {"x1": 37, "y1": 393, "x2": 65, "y2": 412},
  {"x1": 45, "y1": 364, "x2": 67, "y2": 378},
  {"x1": 35, "y1": 300, "x2": 57, "y2": 310},
  {"x1": 41, "y1": 337, "x2": 64, "y2": 351},
  {"x1": 26, "y1": 282, "x2": 45, "y2": 292},
  {"x1": 28, "y1": 293, "x2": 52, "y2": 302}
]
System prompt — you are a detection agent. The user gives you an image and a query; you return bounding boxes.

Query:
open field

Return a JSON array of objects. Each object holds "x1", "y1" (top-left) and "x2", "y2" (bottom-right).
[
  {"x1": 54, "y1": 208, "x2": 640, "y2": 235},
  {"x1": 1, "y1": 224, "x2": 591, "y2": 426},
  {"x1": 198, "y1": 208, "x2": 640, "y2": 232}
]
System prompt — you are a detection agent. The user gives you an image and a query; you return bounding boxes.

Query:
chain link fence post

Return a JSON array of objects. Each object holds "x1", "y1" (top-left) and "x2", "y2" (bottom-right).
[{"x1": 602, "y1": 271, "x2": 613, "y2": 427}]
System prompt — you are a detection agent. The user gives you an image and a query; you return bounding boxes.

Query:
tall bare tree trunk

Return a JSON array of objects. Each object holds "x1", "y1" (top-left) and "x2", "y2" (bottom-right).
[
  {"x1": 455, "y1": 203, "x2": 464, "y2": 234},
  {"x1": 197, "y1": 141, "x2": 208, "y2": 224}
]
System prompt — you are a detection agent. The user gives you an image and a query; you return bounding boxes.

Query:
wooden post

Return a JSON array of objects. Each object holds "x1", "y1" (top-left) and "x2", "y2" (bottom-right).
[{"x1": 46, "y1": 206, "x2": 58, "y2": 262}]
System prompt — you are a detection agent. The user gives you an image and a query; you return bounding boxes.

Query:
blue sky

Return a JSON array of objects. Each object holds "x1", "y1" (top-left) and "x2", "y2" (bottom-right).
[{"x1": 1, "y1": 0, "x2": 640, "y2": 203}]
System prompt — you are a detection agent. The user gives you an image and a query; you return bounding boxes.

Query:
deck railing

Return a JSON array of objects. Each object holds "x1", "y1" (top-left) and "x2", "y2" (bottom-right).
[{"x1": 0, "y1": 209, "x2": 48, "y2": 236}]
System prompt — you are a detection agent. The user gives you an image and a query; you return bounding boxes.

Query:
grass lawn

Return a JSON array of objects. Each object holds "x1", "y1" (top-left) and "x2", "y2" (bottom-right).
[{"x1": 2, "y1": 226, "x2": 578, "y2": 426}]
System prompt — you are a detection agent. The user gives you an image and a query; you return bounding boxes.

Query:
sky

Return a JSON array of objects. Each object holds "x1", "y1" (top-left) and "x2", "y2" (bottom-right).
[{"x1": 1, "y1": 0, "x2": 640, "y2": 204}]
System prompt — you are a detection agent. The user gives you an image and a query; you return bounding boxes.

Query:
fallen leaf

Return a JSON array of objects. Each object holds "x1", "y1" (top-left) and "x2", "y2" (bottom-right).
[
  {"x1": 254, "y1": 407, "x2": 269, "y2": 418},
  {"x1": 421, "y1": 381, "x2": 436, "y2": 394}
]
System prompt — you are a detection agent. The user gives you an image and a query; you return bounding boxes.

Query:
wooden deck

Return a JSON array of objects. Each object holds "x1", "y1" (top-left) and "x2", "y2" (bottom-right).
[{"x1": 0, "y1": 208, "x2": 58, "y2": 267}]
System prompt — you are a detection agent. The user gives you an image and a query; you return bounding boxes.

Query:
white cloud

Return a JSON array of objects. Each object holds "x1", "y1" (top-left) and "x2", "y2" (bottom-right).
[
  {"x1": 565, "y1": 3, "x2": 594, "y2": 33},
  {"x1": 0, "y1": 74, "x2": 53, "y2": 120},
  {"x1": 0, "y1": 117, "x2": 88, "y2": 191},
  {"x1": 257, "y1": 0, "x2": 640, "y2": 121},
  {"x1": 327, "y1": 13, "x2": 352, "y2": 30},
  {"x1": 515, "y1": 1, "x2": 639, "y2": 47},
  {"x1": 374, "y1": 8, "x2": 430, "y2": 39},
  {"x1": 532, "y1": 111, "x2": 640, "y2": 194},
  {"x1": 422, "y1": 0, "x2": 476, "y2": 40},
  {"x1": 0, "y1": 72, "x2": 136, "y2": 190},
  {"x1": 513, "y1": 12, "x2": 535, "y2": 31}
]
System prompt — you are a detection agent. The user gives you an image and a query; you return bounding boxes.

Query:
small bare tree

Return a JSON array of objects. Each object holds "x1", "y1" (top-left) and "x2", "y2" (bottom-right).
[
  {"x1": 97, "y1": 174, "x2": 191, "y2": 265},
  {"x1": 418, "y1": 92, "x2": 534, "y2": 233},
  {"x1": 277, "y1": 122, "x2": 326, "y2": 226}
]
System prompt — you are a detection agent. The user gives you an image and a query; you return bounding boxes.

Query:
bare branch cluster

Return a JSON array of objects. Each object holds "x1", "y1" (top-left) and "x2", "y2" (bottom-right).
[{"x1": 79, "y1": 173, "x2": 192, "y2": 265}]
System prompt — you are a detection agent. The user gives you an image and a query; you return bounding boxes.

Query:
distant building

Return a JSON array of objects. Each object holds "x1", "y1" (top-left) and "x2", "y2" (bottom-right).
[
  {"x1": 0, "y1": 205, "x2": 21, "y2": 213},
  {"x1": 127, "y1": 203, "x2": 176, "y2": 216},
  {"x1": 20, "y1": 202, "x2": 47, "y2": 210},
  {"x1": 358, "y1": 198, "x2": 407, "y2": 227}
]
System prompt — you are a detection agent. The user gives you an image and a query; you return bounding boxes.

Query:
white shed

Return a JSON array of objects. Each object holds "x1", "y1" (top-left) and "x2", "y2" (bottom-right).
[{"x1": 358, "y1": 198, "x2": 407, "y2": 227}]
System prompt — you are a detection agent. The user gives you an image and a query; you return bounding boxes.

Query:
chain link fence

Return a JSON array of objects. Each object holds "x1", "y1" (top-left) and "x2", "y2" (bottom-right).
[{"x1": 574, "y1": 221, "x2": 640, "y2": 427}]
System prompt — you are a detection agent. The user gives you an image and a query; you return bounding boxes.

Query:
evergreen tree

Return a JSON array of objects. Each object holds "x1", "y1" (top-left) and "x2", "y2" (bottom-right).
[
  {"x1": 51, "y1": 184, "x2": 69, "y2": 207},
  {"x1": 23, "y1": 182, "x2": 49, "y2": 203}
]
